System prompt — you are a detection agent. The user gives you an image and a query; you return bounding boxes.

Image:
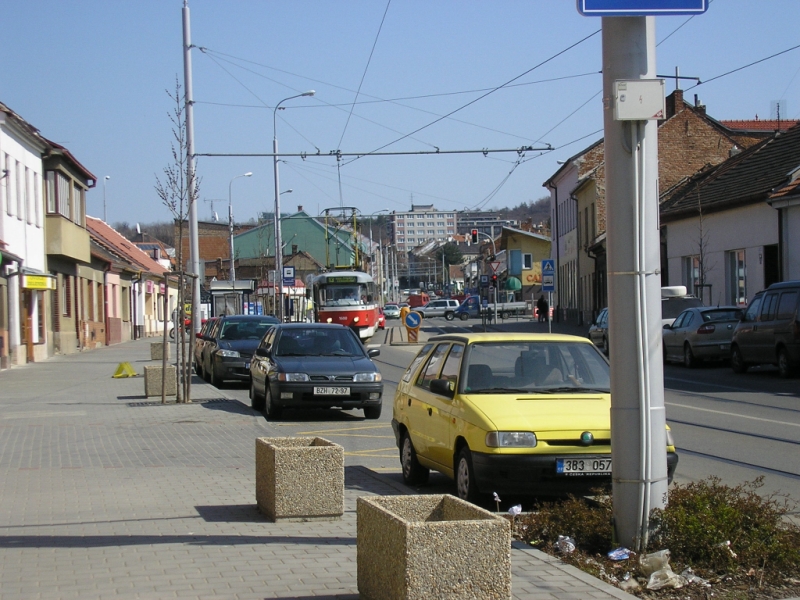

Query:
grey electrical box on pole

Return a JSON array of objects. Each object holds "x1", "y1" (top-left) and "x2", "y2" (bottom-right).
[{"x1": 602, "y1": 16, "x2": 668, "y2": 550}]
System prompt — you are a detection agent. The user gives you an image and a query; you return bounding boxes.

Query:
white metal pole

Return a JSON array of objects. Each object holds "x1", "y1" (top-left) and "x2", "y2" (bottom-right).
[
  {"x1": 182, "y1": 1, "x2": 201, "y2": 335},
  {"x1": 602, "y1": 16, "x2": 667, "y2": 550}
]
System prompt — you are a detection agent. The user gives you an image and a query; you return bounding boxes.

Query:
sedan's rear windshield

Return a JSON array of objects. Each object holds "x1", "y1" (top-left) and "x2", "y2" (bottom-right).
[
  {"x1": 701, "y1": 308, "x2": 743, "y2": 322},
  {"x1": 464, "y1": 342, "x2": 609, "y2": 394}
]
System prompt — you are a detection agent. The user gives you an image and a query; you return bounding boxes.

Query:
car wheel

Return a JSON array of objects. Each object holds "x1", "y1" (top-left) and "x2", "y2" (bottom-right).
[
  {"x1": 730, "y1": 345, "x2": 748, "y2": 374},
  {"x1": 777, "y1": 347, "x2": 793, "y2": 379},
  {"x1": 249, "y1": 379, "x2": 265, "y2": 411},
  {"x1": 400, "y1": 432, "x2": 429, "y2": 486},
  {"x1": 683, "y1": 343, "x2": 697, "y2": 368},
  {"x1": 459, "y1": 312, "x2": 469, "y2": 321},
  {"x1": 456, "y1": 447, "x2": 480, "y2": 503},
  {"x1": 445, "y1": 312, "x2": 454, "y2": 321},
  {"x1": 363, "y1": 405, "x2": 382, "y2": 420},
  {"x1": 602, "y1": 336, "x2": 609, "y2": 357},
  {"x1": 264, "y1": 386, "x2": 283, "y2": 420},
  {"x1": 210, "y1": 365, "x2": 222, "y2": 388}
]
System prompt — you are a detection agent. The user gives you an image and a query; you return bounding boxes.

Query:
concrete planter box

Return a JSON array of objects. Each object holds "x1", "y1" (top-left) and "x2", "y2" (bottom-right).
[
  {"x1": 150, "y1": 342, "x2": 170, "y2": 361},
  {"x1": 143, "y1": 365, "x2": 177, "y2": 397},
  {"x1": 255, "y1": 437, "x2": 344, "y2": 521},
  {"x1": 357, "y1": 494, "x2": 511, "y2": 600}
]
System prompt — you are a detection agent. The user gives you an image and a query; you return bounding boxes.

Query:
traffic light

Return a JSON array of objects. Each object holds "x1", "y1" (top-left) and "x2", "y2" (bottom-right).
[
  {"x1": 471, "y1": 229, "x2": 478, "y2": 244},
  {"x1": 491, "y1": 274, "x2": 498, "y2": 286}
]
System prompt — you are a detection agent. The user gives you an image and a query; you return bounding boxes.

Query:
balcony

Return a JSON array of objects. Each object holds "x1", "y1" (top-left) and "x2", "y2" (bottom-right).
[{"x1": 46, "y1": 215, "x2": 90, "y2": 262}]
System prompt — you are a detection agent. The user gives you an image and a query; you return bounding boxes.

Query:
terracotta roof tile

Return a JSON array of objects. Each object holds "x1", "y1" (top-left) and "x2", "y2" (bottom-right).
[
  {"x1": 86, "y1": 217, "x2": 168, "y2": 276},
  {"x1": 721, "y1": 119, "x2": 799, "y2": 132}
]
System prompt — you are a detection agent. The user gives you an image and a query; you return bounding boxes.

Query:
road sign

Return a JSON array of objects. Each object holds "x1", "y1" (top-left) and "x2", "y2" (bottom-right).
[
  {"x1": 282, "y1": 266, "x2": 295, "y2": 287},
  {"x1": 479, "y1": 274, "x2": 489, "y2": 288},
  {"x1": 490, "y1": 261, "x2": 501, "y2": 273},
  {"x1": 577, "y1": 0, "x2": 708, "y2": 16},
  {"x1": 404, "y1": 311, "x2": 422, "y2": 329},
  {"x1": 542, "y1": 275, "x2": 555, "y2": 292},
  {"x1": 542, "y1": 259, "x2": 555, "y2": 275}
]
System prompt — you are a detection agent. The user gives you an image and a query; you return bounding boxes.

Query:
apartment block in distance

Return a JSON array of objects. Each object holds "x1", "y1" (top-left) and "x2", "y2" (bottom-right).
[{"x1": 390, "y1": 204, "x2": 457, "y2": 252}]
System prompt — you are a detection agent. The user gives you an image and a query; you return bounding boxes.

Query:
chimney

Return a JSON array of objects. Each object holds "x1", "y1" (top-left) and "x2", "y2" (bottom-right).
[
  {"x1": 291, "y1": 244, "x2": 298, "y2": 255},
  {"x1": 694, "y1": 94, "x2": 706, "y2": 116},
  {"x1": 665, "y1": 89, "x2": 683, "y2": 119},
  {"x1": 297, "y1": 205, "x2": 303, "y2": 212}
]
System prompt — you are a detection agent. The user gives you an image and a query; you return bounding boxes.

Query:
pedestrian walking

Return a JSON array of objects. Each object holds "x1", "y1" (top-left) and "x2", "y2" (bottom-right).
[{"x1": 537, "y1": 295, "x2": 549, "y2": 323}]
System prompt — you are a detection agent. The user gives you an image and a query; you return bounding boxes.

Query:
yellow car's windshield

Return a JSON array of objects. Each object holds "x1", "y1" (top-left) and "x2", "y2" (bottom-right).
[{"x1": 463, "y1": 342, "x2": 610, "y2": 394}]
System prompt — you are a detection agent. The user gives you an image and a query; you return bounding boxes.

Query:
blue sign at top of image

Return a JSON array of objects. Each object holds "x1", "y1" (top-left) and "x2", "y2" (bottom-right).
[
  {"x1": 404, "y1": 311, "x2": 422, "y2": 328},
  {"x1": 577, "y1": 0, "x2": 708, "y2": 16}
]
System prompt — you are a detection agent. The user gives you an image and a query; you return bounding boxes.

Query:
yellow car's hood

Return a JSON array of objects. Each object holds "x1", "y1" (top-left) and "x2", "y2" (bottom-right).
[{"x1": 463, "y1": 393, "x2": 611, "y2": 437}]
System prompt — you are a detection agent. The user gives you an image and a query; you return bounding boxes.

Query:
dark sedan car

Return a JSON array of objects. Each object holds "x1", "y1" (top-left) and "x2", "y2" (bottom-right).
[
  {"x1": 201, "y1": 315, "x2": 279, "y2": 387},
  {"x1": 249, "y1": 323, "x2": 383, "y2": 420}
]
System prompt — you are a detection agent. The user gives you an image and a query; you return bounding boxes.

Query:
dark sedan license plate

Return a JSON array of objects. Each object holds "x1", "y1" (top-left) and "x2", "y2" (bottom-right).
[
  {"x1": 556, "y1": 457, "x2": 612, "y2": 476},
  {"x1": 314, "y1": 386, "x2": 350, "y2": 396}
]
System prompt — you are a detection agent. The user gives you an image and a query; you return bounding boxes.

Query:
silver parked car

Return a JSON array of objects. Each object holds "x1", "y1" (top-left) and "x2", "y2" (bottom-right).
[
  {"x1": 662, "y1": 306, "x2": 743, "y2": 367},
  {"x1": 416, "y1": 298, "x2": 460, "y2": 319}
]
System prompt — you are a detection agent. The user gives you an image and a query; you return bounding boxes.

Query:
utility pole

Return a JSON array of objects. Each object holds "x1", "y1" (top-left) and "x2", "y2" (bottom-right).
[{"x1": 182, "y1": 1, "x2": 201, "y2": 334}]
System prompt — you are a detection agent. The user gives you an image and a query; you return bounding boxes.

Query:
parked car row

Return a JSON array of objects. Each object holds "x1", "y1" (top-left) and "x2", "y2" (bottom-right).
[{"x1": 587, "y1": 280, "x2": 800, "y2": 378}]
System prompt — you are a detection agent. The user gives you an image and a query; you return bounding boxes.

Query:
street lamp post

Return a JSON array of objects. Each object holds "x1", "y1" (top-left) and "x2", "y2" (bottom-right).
[
  {"x1": 273, "y1": 90, "x2": 315, "y2": 322},
  {"x1": 103, "y1": 176, "x2": 110, "y2": 222},
  {"x1": 228, "y1": 172, "x2": 253, "y2": 282}
]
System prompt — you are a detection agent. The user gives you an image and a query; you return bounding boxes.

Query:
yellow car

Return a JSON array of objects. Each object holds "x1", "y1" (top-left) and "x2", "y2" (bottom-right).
[{"x1": 391, "y1": 333, "x2": 678, "y2": 501}]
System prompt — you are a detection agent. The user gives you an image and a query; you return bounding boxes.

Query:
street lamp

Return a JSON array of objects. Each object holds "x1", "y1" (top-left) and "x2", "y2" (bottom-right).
[
  {"x1": 103, "y1": 176, "x2": 110, "y2": 222},
  {"x1": 273, "y1": 90, "x2": 315, "y2": 322},
  {"x1": 228, "y1": 171, "x2": 253, "y2": 282}
]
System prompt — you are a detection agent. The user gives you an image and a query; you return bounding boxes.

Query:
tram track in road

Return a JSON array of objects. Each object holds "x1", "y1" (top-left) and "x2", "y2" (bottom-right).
[
  {"x1": 667, "y1": 417, "x2": 800, "y2": 448},
  {"x1": 676, "y1": 447, "x2": 800, "y2": 482}
]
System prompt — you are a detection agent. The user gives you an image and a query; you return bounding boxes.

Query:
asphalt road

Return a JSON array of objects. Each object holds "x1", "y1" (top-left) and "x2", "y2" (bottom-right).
[{"x1": 219, "y1": 317, "x2": 800, "y2": 515}]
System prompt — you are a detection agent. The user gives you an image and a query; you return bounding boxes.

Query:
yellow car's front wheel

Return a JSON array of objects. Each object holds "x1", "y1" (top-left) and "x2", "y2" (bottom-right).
[{"x1": 456, "y1": 447, "x2": 480, "y2": 503}]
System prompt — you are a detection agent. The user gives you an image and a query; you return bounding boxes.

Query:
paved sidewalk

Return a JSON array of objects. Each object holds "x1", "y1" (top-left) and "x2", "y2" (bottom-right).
[{"x1": 0, "y1": 338, "x2": 633, "y2": 599}]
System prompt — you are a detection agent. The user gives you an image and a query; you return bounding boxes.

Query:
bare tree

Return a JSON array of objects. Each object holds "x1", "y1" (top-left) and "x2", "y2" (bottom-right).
[
  {"x1": 694, "y1": 184, "x2": 715, "y2": 304},
  {"x1": 154, "y1": 77, "x2": 200, "y2": 403}
]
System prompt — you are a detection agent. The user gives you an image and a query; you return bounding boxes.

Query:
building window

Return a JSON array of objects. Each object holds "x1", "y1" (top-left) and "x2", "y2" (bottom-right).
[
  {"x1": 57, "y1": 172, "x2": 71, "y2": 218},
  {"x1": 34, "y1": 172, "x2": 41, "y2": 227},
  {"x1": 437, "y1": 229, "x2": 445, "y2": 235},
  {"x1": 427, "y1": 229, "x2": 434, "y2": 234},
  {"x1": 523, "y1": 253, "x2": 533, "y2": 270},
  {"x1": 16, "y1": 161, "x2": 23, "y2": 219},
  {"x1": 25, "y1": 167, "x2": 33, "y2": 225},
  {"x1": 73, "y1": 184, "x2": 84, "y2": 226},
  {"x1": 682, "y1": 255, "x2": 700, "y2": 296},
  {"x1": 46, "y1": 171, "x2": 56, "y2": 213},
  {"x1": 726, "y1": 249, "x2": 746, "y2": 305},
  {"x1": 62, "y1": 275, "x2": 72, "y2": 317}
]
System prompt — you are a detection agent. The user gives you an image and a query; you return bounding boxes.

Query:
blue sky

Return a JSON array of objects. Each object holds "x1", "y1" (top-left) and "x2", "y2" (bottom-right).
[{"x1": 2, "y1": 1, "x2": 798, "y2": 227}]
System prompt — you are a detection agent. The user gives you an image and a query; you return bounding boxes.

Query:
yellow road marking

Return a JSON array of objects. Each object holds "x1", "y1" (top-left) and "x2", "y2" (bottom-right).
[{"x1": 297, "y1": 424, "x2": 391, "y2": 435}]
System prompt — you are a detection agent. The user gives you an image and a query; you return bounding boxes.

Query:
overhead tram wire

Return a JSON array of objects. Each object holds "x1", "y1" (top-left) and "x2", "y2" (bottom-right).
[
  {"x1": 686, "y1": 42, "x2": 800, "y2": 91},
  {"x1": 337, "y1": 0, "x2": 391, "y2": 149},
  {"x1": 199, "y1": 47, "x2": 600, "y2": 106},
  {"x1": 338, "y1": 28, "x2": 601, "y2": 167},
  {"x1": 197, "y1": 46, "x2": 599, "y2": 147}
]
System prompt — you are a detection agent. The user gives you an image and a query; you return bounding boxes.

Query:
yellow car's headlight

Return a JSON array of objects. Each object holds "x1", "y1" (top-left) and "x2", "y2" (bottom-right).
[{"x1": 486, "y1": 431, "x2": 537, "y2": 448}]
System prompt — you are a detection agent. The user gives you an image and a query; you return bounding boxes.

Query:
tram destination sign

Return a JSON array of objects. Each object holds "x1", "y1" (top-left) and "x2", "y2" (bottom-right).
[
  {"x1": 326, "y1": 276, "x2": 358, "y2": 284},
  {"x1": 577, "y1": 0, "x2": 708, "y2": 16}
]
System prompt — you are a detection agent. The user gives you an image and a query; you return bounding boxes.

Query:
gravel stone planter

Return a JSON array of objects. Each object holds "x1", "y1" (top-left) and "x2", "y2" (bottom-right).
[
  {"x1": 255, "y1": 437, "x2": 344, "y2": 521},
  {"x1": 143, "y1": 365, "x2": 176, "y2": 397},
  {"x1": 150, "y1": 342, "x2": 170, "y2": 361},
  {"x1": 357, "y1": 494, "x2": 511, "y2": 600}
]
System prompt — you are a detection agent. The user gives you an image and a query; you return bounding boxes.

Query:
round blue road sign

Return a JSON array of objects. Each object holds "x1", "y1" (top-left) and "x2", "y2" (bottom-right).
[{"x1": 404, "y1": 311, "x2": 422, "y2": 328}]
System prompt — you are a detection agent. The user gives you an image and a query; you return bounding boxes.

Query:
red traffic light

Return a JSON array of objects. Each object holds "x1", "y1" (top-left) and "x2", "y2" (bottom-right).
[{"x1": 471, "y1": 229, "x2": 478, "y2": 244}]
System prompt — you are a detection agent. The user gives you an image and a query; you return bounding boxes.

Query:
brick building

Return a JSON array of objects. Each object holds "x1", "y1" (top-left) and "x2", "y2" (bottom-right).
[{"x1": 543, "y1": 89, "x2": 778, "y2": 323}]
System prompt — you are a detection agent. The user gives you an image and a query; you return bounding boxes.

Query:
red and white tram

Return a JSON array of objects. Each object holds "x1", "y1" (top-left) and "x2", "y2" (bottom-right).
[{"x1": 312, "y1": 271, "x2": 379, "y2": 341}]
